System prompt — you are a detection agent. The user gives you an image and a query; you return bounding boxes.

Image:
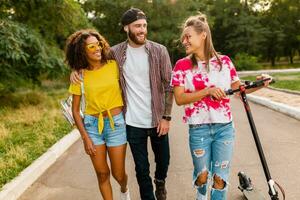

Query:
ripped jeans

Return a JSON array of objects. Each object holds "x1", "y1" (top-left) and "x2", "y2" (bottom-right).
[{"x1": 189, "y1": 122, "x2": 235, "y2": 200}]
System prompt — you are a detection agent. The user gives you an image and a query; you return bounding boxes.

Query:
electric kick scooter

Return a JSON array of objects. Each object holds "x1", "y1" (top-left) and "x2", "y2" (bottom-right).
[{"x1": 225, "y1": 78, "x2": 285, "y2": 200}]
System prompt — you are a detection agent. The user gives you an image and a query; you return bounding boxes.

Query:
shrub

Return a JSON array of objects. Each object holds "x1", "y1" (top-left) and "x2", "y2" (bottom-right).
[
  {"x1": 0, "y1": 19, "x2": 67, "y2": 95},
  {"x1": 0, "y1": 91, "x2": 46, "y2": 108},
  {"x1": 233, "y1": 53, "x2": 261, "y2": 71}
]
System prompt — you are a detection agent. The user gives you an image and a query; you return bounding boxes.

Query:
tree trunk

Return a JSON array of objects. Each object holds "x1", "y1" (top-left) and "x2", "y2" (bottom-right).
[
  {"x1": 271, "y1": 56, "x2": 275, "y2": 66},
  {"x1": 290, "y1": 55, "x2": 293, "y2": 64}
]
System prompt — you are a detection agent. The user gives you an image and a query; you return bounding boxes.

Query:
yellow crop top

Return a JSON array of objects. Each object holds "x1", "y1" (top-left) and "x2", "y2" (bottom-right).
[{"x1": 69, "y1": 60, "x2": 123, "y2": 134}]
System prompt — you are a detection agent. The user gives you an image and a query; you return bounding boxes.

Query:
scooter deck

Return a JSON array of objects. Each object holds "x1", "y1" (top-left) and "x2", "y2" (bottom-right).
[{"x1": 243, "y1": 188, "x2": 265, "y2": 200}]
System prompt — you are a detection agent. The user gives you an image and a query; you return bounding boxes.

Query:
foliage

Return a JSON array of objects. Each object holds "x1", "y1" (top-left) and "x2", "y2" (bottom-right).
[
  {"x1": 233, "y1": 53, "x2": 260, "y2": 71},
  {"x1": 259, "y1": 0, "x2": 300, "y2": 65},
  {"x1": 140, "y1": 0, "x2": 210, "y2": 62},
  {"x1": 0, "y1": 0, "x2": 299, "y2": 94},
  {"x1": 1, "y1": 0, "x2": 92, "y2": 48},
  {"x1": 0, "y1": 0, "x2": 92, "y2": 95},
  {"x1": 209, "y1": 0, "x2": 268, "y2": 57},
  {"x1": 0, "y1": 19, "x2": 67, "y2": 95},
  {"x1": 209, "y1": 0, "x2": 300, "y2": 66},
  {"x1": 81, "y1": 0, "x2": 209, "y2": 63},
  {"x1": 81, "y1": 0, "x2": 299, "y2": 65}
]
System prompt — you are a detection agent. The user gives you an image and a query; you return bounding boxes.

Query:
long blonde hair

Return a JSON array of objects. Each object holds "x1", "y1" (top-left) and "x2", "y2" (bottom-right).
[{"x1": 182, "y1": 13, "x2": 222, "y2": 71}]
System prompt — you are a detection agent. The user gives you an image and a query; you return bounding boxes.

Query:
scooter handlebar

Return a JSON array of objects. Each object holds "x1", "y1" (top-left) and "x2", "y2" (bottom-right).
[{"x1": 225, "y1": 78, "x2": 275, "y2": 95}]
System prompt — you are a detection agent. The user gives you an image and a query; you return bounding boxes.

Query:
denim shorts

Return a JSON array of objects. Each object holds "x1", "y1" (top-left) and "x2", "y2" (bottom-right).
[
  {"x1": 83, "y1": 112, "x2": 127, "y2": 147},
  {"x1": 189, "y1": 122, "x2": 235, "y2": 199}
]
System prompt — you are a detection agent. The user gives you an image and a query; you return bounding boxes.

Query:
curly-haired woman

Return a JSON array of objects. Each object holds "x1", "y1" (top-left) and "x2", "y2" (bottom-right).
[{"x1": 65, "y1": 29, "x2": 130, "y2": 200}]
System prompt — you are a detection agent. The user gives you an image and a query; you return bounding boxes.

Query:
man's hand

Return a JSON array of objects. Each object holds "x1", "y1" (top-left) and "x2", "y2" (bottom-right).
[
  {"x1": 157, "y1": 119, "x2": 170, "y2": 137},
  {"x1": 70, "y1": 70, "x2": 82, "y2": 84}
]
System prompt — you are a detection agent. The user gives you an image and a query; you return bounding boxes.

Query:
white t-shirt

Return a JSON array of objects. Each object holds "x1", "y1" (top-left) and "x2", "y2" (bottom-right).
[{"x1": 123, "y1": 44, "x2": 153, "y2": 128}]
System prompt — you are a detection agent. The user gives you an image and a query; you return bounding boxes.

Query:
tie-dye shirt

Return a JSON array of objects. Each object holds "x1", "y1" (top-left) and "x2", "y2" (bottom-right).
[{"x1": 171, "y1": 55, "x2": 239, "y2": 124}]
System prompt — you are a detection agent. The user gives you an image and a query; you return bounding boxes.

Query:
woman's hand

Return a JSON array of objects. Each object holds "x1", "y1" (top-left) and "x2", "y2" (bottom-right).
[
  {"x1": 70, "y1": 70, "x2": 82, "y2": 84},
  {"x1": 256, "y1": 73, "x2": 273, "y2": 87},
  {"x1": 82, "y1": 136, "x2": 96, "y2": 156},
  {"x1": 207, "y1": 87, "x2": 226, "y2": 101}
]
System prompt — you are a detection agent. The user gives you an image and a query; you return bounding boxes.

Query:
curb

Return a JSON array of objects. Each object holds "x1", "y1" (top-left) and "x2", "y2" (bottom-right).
[
  {"x1": 0, "y1": 129, "x2": 80, "y2": 200},
  {"x1": 268, "y1": 86, "x2": 300, "y2": 96},
  {"x1": 247, "y1": 94, "x2": 300, "y2": 121}
]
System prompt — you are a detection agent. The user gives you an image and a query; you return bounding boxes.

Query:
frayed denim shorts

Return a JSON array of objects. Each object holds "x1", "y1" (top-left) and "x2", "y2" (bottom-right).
[{"x1": 83, "y1": 112, "x2": 127, "y2": 147}]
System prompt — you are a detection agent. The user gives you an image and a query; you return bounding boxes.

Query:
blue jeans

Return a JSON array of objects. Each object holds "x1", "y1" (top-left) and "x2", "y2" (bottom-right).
[
  {"x1": 189, "y1": 122, "x2": 235, "y2": 200},
  {"x1": 83, "y1": 112, "x2": 127, "y2": 147},
  {"x1": 126, "y1": 125, "x2": 170, "y2": 200}
]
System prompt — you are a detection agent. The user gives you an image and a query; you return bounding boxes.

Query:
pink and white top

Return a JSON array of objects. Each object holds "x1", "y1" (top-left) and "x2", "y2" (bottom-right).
[{"x1": 171, "y1": 55, "x2": 239, "y2": 124}]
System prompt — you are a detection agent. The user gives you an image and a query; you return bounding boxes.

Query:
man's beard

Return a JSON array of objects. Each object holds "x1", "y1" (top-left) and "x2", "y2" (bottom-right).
[{"x1": 128, "y1": 30, "x2": 147, "y2": 45}]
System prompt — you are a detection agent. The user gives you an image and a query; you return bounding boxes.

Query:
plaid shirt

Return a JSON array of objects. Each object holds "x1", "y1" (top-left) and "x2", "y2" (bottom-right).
[{"x1": 111, "y1": 40, "x2": 174, "y2": 127}]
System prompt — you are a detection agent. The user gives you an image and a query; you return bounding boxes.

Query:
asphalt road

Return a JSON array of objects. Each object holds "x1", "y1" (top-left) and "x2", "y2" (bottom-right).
[{"x1": 19, "y1": 97, "x2": 300, "y2": 200}]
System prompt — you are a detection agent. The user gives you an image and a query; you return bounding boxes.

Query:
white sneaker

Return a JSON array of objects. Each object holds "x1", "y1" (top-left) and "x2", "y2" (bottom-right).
[
  {"x1": 120, "y1": 188, "x2": 131, "y2": 200},
  {"x1": 196, "y1": 190, "x2": 207, "y2": 200}
]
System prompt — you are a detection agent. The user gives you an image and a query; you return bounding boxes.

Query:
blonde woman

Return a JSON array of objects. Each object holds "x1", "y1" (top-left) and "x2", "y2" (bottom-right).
[{"x1": 171, "y1": 14, "x2": 271, "y2": 200}]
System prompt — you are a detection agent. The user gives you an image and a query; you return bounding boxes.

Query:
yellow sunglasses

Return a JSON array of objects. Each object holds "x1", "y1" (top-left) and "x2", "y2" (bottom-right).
[{"x1": 85, "y1": 41, "x2": 103, "y2": 52}]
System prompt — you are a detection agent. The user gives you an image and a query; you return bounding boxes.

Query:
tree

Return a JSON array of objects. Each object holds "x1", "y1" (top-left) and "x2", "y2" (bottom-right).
[
  {"x1": 2, "y1": 0, "x2": 91, "y2": 48},
  {"x1": 258, "y1": 0, "x2": 286, "y2": 66},
  {"x1": 0, "y1": 20, "x2": 65, "y2": 94},
  {"x1": 0, "y1": 0, "x2": 92, "y2": 94},
  {"x1": 210, "y1": 0, "x2": 268, "y2": 59},
  {"x1": 275, "y1": 0, "x2": 300, "y2": 64},
  {"x1": 81, "y1": 0, "x2": 209, "y2": 63}
]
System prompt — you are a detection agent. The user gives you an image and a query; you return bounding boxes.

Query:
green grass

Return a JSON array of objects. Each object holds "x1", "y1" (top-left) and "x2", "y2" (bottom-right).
[
  {"x1": 0, "y1": 80, "x2": 72, "y2": 188},
  {"x1": 259, "y1": 63, "x2": 300, "y2": 70},
  {"x1": 242, "y1": 72, "x2": 300, "y2": 92}
]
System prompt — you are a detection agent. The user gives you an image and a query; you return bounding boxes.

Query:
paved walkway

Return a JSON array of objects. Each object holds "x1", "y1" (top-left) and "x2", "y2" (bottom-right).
[
  {"x1": 18, "y1": 95, "x2": 300, "y2": 200},
  {"x1": 251, "y1": 88, "x2": 300, "y2": 109}
]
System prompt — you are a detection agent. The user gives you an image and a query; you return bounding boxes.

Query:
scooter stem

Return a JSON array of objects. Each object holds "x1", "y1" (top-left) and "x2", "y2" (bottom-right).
[{"x1": 239, "y1": 87, "x2": 279, "y2": 200}]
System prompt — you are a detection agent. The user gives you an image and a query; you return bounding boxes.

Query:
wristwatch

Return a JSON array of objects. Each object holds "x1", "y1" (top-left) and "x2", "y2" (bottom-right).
[{"x1": 162, "y1": 115, "x2": 172, "y2": 121}]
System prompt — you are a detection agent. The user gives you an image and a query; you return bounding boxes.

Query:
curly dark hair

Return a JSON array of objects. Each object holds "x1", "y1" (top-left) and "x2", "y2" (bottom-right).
[{"x1": 65, "y1": 29, "x2": 111, "y2": 70}]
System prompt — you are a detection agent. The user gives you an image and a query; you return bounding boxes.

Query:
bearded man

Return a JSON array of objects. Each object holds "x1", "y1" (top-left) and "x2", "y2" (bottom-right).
[{"x1": 112, "y1": 8, "x2": 173, "y2": 200}]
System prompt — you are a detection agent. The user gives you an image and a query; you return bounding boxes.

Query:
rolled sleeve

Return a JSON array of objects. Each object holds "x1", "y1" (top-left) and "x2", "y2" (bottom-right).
[
  {"x1": 68, "y1": 83, "x2": 81, "y2": 95},
  {"x1": 171, "y1": 61, "x2": 185, "y2": 87},
  {"x1": 160, "y1": 46, "x2": 173, "y2": 92}
]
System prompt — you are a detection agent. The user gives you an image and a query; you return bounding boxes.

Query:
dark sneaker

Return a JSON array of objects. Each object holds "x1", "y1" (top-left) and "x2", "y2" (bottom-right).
[{"x1": 154, "y1": 179, "x2": 167, "y2": 200}]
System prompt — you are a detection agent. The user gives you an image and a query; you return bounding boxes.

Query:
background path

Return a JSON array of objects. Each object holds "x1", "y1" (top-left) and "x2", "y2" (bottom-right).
[{"x1": 19, "y1": 97, "x2": 300, "y2": 200}]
